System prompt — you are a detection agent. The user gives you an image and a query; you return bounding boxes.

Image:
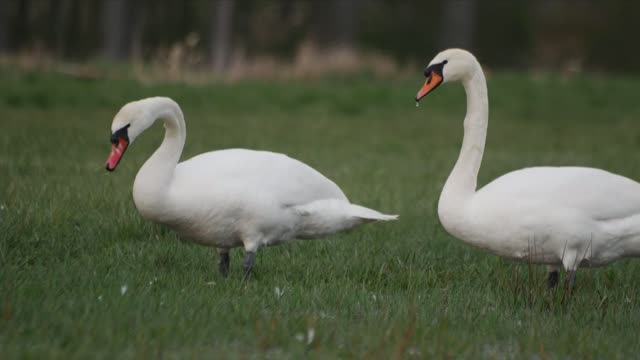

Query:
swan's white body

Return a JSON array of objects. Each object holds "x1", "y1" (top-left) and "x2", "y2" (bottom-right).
[
  {"x1": 108, "y1": 97, "x2": 396, "y2": 263},
  {"x1": 420, "y1": 49, "x2": 640, "y2": 274},
  {"x1": 136, "y1": 148, "x2": 394, "y2": 250}
]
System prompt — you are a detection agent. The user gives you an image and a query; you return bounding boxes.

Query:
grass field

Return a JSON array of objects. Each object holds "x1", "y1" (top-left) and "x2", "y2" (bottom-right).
[{"x1": 2, "y1": 67, "x2": 640, "y2": 359}]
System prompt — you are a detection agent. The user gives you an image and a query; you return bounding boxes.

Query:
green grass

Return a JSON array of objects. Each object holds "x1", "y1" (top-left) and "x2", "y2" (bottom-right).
[{"x1": 2, "y1": 67, "x2": 640, "y2": 359}]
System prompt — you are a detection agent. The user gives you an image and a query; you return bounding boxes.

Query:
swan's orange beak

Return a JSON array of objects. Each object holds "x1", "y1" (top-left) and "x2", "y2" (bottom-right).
[
  {"x1": 105, "y1": 137, "x2": 129, "y2": 171},
  {"x1": 415, "y1": 71, "x2": 443, "y2": 102}
]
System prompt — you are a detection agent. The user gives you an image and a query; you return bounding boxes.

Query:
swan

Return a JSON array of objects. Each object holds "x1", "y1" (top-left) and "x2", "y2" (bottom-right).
[
  {"x1": 415, "y1": 49, "x2": 640, "y2": 289},
  {"x1": 105, "y1": 97, "x2": 397, "y2": 278}
]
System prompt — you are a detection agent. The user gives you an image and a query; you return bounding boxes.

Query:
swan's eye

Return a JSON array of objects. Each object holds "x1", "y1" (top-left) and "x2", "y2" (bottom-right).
[
  {"x1": 111, "y1": 124, "x2": 131, "y2": 144},
  {"x1": 424, "y1": 60, "x2": 447, "y2": 78}
]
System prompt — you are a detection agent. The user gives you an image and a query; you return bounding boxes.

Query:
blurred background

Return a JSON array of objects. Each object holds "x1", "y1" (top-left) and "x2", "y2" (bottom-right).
[{"x1": 0, "y1": 0, "x2": 638, "y2": 80}]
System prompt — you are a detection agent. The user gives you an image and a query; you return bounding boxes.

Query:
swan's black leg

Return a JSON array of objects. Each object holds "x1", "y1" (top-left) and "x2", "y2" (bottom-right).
[
  {"x1": 561, "y1": 270, "x2": 577, "y2": 303},
  {"x1": 242, "y1": 251, "x2": 256, "y2": 280},
  {"x1": 564, "y1": 270, "x2": 577, "y2": 290},
  {"x1": 547, "y1": 270, "x2": 559, "y2": 289},
  {"x1": 218, "y1": 250, "x2": 230, "y2": 278}
]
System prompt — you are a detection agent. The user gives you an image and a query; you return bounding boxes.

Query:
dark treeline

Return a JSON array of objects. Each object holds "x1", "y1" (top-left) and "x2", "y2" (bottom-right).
[{"x1": 0, "y1": 0, "x2": 638, "y2": 73}]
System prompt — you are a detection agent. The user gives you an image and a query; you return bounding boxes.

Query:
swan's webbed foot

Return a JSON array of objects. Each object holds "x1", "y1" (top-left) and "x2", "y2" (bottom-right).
[
  {"x1": 218, "y1": 251, "x2": 230, "y2": 278},
  {"x1": 547, "y1": 270, "x2": 559, "y2": 289},
  {"x1": 242, "y1": 251, "x2": 256, "y2": 280}
]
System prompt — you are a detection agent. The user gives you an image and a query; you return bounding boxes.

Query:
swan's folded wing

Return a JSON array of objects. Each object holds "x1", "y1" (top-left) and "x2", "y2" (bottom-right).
[
  {"x1": 476, "y1": 166, "x2": 640, "y2": 221},
  {"x1": 174, "y1": 148, "x2": 348, "y2": 207}
]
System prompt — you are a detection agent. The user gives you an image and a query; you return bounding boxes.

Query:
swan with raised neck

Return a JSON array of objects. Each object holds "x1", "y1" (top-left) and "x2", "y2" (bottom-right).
[{"x1": 416, "y1": 49, "x2": 640, "y2": 289}]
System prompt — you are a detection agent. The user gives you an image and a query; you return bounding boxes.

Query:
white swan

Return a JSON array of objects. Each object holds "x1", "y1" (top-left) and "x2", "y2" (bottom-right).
[
  {"x1": 105, "y1": 97, "x2": 397, "y2": 278},
  {"x1": 415, "y1": 49, "x2": 640, "y2": 289}
]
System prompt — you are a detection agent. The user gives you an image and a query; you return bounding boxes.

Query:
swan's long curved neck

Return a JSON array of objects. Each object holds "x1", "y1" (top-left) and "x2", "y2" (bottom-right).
[
  {"x1": 440, "y1": 64, "x2": 489, "y2": 207},
  {"x1": 133, "y1": 99, "x2": 186, "y2": 213}
]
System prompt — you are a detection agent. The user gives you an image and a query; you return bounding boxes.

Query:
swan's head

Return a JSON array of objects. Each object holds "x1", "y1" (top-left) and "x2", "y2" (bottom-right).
[
  {"x1": 105, "y1": 99, "x2": 158, "y2": 171},
  {"x1": 415, "y1": 48, "x2": 479, "y2": 102}
]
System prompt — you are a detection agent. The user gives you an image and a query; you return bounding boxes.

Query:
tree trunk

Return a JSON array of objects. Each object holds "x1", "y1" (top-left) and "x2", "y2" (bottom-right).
[
  {"x1": 332, "y1": 0, "x2": 361, "y2": 48},
  {"x1": 210, "y1": 0, "x2": 235, "y2": 74},
  {"x1": 308, "y1": 1, "x2": 329, "y2": 47},
  {"x1": 438, "y1": 0, "x2": 477, "y2": 49},
  {"x1": 0, "y1": 0, "x2": 7, "y2": 53},
  {"x1": 102, "y1": 0, "x2": 130, "y2": 61},
  {"x1": 130, "y1": 0, "x2": 147, "y2": 61},
  {"x1": 13, "y1": 0, "x2": 29, "y2": 51}
]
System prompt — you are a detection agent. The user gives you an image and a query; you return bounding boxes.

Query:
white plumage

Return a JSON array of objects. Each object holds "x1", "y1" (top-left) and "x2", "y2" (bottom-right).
[
  {"x1": 106, "y1": 97, "x2": 397, "y2": 277},
  {"x1": 416, "y1": 49, "x2": 640, "y2": 288}
]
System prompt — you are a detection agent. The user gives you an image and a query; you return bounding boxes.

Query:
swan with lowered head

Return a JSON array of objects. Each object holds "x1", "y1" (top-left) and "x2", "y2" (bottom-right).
[
  {"x1": 415, "y1": 49, "x2": 640, "y2": 289},
  {"x1": 105, "y1": 97, "x2": 397, "y2": 278}
]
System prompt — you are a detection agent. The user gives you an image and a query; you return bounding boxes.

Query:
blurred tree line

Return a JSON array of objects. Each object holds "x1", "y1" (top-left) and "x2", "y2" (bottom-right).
[{"x1": 0, "y1": 0, "x2": 638, "y2": 73}]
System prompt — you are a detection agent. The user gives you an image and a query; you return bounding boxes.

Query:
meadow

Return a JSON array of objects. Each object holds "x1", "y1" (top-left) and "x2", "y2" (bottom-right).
[{"x1": 2, "y1": 66, "x2": 640, "y2": 359}]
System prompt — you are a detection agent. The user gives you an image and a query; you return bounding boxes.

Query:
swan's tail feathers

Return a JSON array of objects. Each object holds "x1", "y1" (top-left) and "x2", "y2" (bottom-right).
[
  {"x1": 293, "y1": 199, "x2": 398, "y2": 239},
  {"x1": 347, "y1": 203, "x2": 399, "y2": 222}
]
